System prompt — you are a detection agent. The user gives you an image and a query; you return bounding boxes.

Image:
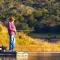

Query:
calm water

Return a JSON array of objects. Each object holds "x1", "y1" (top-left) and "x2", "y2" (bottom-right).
[
  {"x1": 0, "y1": 53, "x2": 60, "y2": 60},
  {"x1": 0, "y1": 56, "x2": 16, "y2": 60}
]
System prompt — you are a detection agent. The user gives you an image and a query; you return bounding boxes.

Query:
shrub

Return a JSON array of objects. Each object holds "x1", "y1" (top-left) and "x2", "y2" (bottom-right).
[{"x1": 0, "y1": 26, "x2": 2, "y2": 32}]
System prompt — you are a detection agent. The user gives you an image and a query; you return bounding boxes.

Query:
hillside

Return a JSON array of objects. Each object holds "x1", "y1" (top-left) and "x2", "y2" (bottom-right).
[
  {"x1": 0, "y1": 0, "x2": 60, "y2": 33},
  {"x1": 0, "y1": 31, "x2": 60, "y2": 52},
  {"x1": 0, "y1": 0, "x2": 60, "y2": 52},
  {"x1": 0, "y1": 22, "x2": 7, "y2": 32},
  {"x1": 0, "y1": 24, "x2": 60, "y2": 52}
]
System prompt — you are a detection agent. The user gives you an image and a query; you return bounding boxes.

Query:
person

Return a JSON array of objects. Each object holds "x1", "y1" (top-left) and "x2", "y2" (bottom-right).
[{"x1": 8, "y1": 16, "x2": 16, "y2": 51}]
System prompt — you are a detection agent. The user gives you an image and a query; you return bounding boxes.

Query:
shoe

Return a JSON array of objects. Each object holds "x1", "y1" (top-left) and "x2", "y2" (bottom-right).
[
  {"x1": 9, "y1": 50, "x2": 13, "y2": 52},
  {"x1": 9, "y1": 49, "x2": 15, "y2": 52}
]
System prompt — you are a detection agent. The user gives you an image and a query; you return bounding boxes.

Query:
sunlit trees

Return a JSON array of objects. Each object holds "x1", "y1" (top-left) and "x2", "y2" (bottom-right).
[{"x1": 0, "y1": 0, "x2": 60, "y2": 33}]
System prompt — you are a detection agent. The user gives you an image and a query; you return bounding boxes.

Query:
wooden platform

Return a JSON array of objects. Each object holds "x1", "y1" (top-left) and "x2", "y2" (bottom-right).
[
  {"x1": 1, "y1": 52, "x2": 60, "y2": 57},
  {"x1": 0, "y1": 51, "x2": 16, "y2": 56}
]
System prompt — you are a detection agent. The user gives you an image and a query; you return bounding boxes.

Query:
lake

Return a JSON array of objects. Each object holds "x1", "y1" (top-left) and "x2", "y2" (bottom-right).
[{"x1": 0, "y1": 52, "x2": 60, "y2": 60}]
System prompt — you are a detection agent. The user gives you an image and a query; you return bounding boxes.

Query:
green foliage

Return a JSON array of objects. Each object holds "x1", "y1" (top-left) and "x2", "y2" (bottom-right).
[
  {"x1": 0, "y1": 0, "x2": 60, "y2": 33},
  {"x1": 0, "y1": 27, "x2": 2, "y2": 32},
  {"x1": 0, "y1": 16, "x2": 2, "y2": 20},
  {"x1": 18, "y1": 15, "x2": 24, "y2": 23}
]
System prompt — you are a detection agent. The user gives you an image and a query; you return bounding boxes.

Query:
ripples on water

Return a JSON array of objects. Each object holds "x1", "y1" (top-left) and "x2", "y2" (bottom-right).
[
  {"x1": 0, "y1": 53, "x2": 60, "y2": 60},
  {"x1": 0, "y1": 56, "x2": 16, "y2": 60}
]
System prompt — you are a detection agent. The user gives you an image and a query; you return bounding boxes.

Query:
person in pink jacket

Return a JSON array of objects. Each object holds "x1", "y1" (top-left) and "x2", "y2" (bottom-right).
[{"x1": 8, "y1": 16, "x2": 16, "y2": 51}]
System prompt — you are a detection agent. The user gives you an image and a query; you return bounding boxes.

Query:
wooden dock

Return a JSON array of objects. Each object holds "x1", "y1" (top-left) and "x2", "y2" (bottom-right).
[
  {"x1": 0, "y1": 51, "x2": 16, "y2": 56},
  {"x1": 0, "y1": 51, "x2": 60, "y2": 57}
]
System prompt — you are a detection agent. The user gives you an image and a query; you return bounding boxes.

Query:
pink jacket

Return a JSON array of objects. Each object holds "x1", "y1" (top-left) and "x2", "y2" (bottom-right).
[{"x1": 8, "y1": 21, "x2": 16, "y2": 35}]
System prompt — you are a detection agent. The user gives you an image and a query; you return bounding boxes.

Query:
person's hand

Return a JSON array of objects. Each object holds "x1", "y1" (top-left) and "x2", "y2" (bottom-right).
[{"x1": 12, "y1": 29, "x2": 16, "y2": 34}]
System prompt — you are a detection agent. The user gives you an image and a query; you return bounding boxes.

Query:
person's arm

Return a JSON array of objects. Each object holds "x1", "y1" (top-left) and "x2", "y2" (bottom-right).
[
  {"x1": 14, "y1": 26, "x2": 16, "y2": 34},
  {"x1": 12, "y1": 27, "x2": 16, "y2": 34}
]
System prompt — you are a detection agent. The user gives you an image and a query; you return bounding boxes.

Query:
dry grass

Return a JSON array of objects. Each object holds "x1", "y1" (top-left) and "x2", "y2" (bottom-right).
[{"x1": 0, "y1": 31, "x2": 60, "y2": 52}]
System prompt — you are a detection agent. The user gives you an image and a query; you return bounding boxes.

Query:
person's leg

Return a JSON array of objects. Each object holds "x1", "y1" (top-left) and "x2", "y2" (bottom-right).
[
  {"x1": 12, "y1": 35, "x2": 15, "y2": 50},
  {"x1": 9, "y1": 35, "x2": 12, "y2": 51},
  {"x1": 9, "y1": 34, "x2": 15, "y2": 51}
]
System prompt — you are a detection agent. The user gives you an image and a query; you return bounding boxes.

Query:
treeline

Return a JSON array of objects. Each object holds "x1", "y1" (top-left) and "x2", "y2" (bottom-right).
[{"x1": 0, "y1": 0, "x2": 60, "y2": 33}]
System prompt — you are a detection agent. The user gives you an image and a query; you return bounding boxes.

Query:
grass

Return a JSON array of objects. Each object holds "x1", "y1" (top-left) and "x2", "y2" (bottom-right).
[{"x1": 0, "y1": 32, "x2": 60, "y2": 52}]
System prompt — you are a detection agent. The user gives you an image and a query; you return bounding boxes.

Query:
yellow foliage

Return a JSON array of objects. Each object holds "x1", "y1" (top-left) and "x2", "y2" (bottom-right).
[{"x1": 0, "y1": 31, "x2": 60, "y2": 52}]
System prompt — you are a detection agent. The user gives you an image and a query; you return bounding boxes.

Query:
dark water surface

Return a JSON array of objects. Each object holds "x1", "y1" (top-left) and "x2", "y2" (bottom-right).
[
  {"x1": 0, "y1": 53, "x2": 60, "y2": 60},
  {"x1": 0, "y1": 56, "x2": 16, "y2": 60}
]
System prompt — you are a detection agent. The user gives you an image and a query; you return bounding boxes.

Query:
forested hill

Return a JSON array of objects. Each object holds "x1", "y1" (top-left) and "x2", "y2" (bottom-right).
[{"x1": 0, "y1": 0, "x2": 60, "y2": 33}]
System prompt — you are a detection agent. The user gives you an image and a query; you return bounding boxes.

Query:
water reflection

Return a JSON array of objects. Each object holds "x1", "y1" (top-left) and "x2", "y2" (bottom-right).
[
  {"x1": 0, "y1": 56, "x2": 16, "y2": 60},
  {"x1": 28, "y1": 53, "x2": 60, "y2": 60},
  {"x1": 0, "y1": 53, "x2": 60, "y2": 60}
]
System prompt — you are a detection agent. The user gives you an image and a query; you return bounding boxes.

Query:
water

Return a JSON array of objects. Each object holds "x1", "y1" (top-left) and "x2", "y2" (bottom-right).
[
  {"x1": 0, "y1": 56, "x2": 16, "y2": 60},
  {"x1": 0, "y1": 53, "x2": 60, "y2": 60}
]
